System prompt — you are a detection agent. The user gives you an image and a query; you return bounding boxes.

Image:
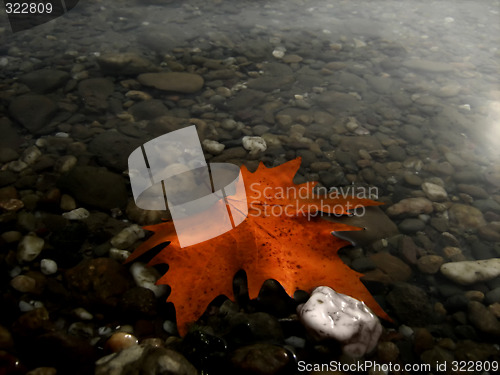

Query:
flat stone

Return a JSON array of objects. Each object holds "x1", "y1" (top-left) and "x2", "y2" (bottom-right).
[
  {"x1": 368, "y1": 252, "x2": 412, "y2": 283},
  {"x1": 9, "y1": 95, "x2": 57, "y2": 133},
  {"x1": 421, "y1": 182, "x2": 448, "y2": 201},
  {"x1": 97, "y1": 53, "x2": 159, "y2": 75},
  {"x1": 138, "y1": 72, "x2": 204, "y2": 93},
  {"x1": 386, "y1": 197, "x2": 433, "y2": 217},
  {"x1": 18, "y1": 69, "x2": 69, "y2": 93},
  {"x1": 440, "y1": 258, "x2": 500, "y2": 285},
  {"x1": 448, "y1": 203, "x2": 486, "y2": 229}
]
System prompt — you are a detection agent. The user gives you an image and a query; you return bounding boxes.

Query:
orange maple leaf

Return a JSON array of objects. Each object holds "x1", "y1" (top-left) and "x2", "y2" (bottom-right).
[{"x1": 126, "y1": 157, "x2": 390, "y2": 336}]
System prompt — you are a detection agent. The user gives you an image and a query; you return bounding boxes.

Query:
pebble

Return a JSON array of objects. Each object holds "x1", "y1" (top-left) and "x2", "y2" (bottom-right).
[
  {"x1": 421, "y1": 182, "x2": 448, "y2": 201},
  {"x1": 467, "y1": 301, "x2": 500, "y2": 335},
  {"x1": 110, "y1": 224, "x2": 145, "y2": 249},
  {"x1": 96, "y1": 345, "x2": 197, "y2": 375},
  {"x1": 10, "y1": 275, "x2": 37, "y2": 293},
  {"x1": 129, "y1": 262, "x2": 168, "y2": 298},
  {"x1": 109, "y1": 248, "x2": 132, "y2": 262},
  {"x1": 440, "y1": 258, "x2": 500, "y2": 285},
  {"x1": 40, "y1": 259, "x2": 58, "y2": 275},
  {"x1": 60, "y1": 194, "x2": 77, "y2": 211},
  {"x1": 448, "y1": 203, "x2": 486, "y2": 229},
  {"x1": 62, "y1": 207, "x2": 90, "y2": 220},
  {"x1": 386, "y1": 197, "x2": 433, "y2": 217},
  {"x1": 297, "y1": 286, "x2": 382, "y2": 357},
  {"x1": 21, "y1": 146, "x2": 42, "y2": 165},
  {"x1": 137, "y1": 72, "x2": 204, "y2": 93},
  {"x1": 202, "y1": 139, "x2": 225, "y2": 155},
  {"x1": 17, "y1": 233, "x2": 45, "y2": 263},
  {"x1": 242, "y1": 136, "x2": 267, "y2": 156},
  {"x1": 417, "y1": 255, "x2": 444, "y2": 274},
  {"x1": 73, "y1": 307, "x2": 93, "y2": 320},
  {"x1": 54, "y1": 155, "x2": 77, "y2": 173},
  {"x1": 105, "y1": 332, "x2": 139, "y2": 353}
]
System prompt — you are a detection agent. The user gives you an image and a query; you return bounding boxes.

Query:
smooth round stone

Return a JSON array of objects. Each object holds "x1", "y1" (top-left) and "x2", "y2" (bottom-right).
[
  {"x1": 105, "y1": 332, "x2": 138, "y2": 353},
  {"x1": 60, "y1": 194, "x2": 77, "y2": 211},
  {"x1": 40, "y1": 259, "x2": 57, "y2": 275},
  {"x1": 10, "y1": 275, "x2": 37, "y2": 293},
  {"x1": 17, "y1": 234, "x2": 45, "y2": 263},
  {"x1": 421, "y1": 182, "x2": 448, "y2": 201},
  {"x1": 417, "y1": 255, "x2": 444, "y2": 274},
  {"x1": 62, "y1": 207, "x2": 90, "y2": 220},
  {"x1": 399, "y1": 218, "x2": 426, "y2": 233}
]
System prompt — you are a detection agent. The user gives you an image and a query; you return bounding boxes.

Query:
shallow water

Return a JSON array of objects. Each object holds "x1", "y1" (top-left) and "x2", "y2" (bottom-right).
[{"x1": 1, "y1": 0, "x2": 500, "y2": 374}]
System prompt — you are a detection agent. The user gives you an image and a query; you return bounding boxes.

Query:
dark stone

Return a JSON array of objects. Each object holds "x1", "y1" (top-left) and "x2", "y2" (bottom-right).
[
  {"x1": 65, "y1": 258, "x2": 135, "y2": 308},
  {"x1": 18, "y1": 69, "x2": 69, "y2": 93},
  {"x1": 58, "y1": 166, "x2": 129, "y2": 210},
  {"x1": 78, "y1": 78, "x2": 114, "y2": 113},
  {"x1": 398, "y1": 218, "x2": 425, "y2": 233},
  {"x1": 387, "y1": 144, "x2": 407, "y2": 161},
  {"x1": 386, "y1": 283, "x2": 435, "y2": 326},
  {"x1": 485, "y1": 287, "x2": 500, "y2": 304},
  {"x1": 128, "y1": 99, "x2": 169, "y2": 121},
  {"x1": 120, "y1": 287, "x2": 158, "y2": 317},
  {"x1": 22, "y1": 331, "x2": 95, "y2": 375},
  {"x1": 88, "y1": 131, "x2": 144, "y2": 171},
  {"x1": 9, "y1": 95, "x2": 57, "y2": 133},
  {"x1": 444, "y1": 294, "x2": 469, "y2": 312},
  {"x1": 230, "y1": 343, "x2": 291, "y2": 375}
]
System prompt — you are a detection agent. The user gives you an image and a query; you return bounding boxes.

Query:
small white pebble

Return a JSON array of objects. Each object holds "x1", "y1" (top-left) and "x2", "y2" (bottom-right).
[
  {"x1": 40, "y1": 259, "x2": 58, "y2": 275},
  {"x1": 130, "y1": 262, "x2": 167, "y2": 298},
  {"x1": 98, "y1": 326, "x2": 113, "y2": 336},
  {"x1": 73, "y1": 307, "x2": 93, "y2": 320},
  {"x1": 19, "y1": 300, "x2": 34, "y2": 312},
  {"x1": 109, "y1": 248, "x2": 131, "y2": 262},
  {"x1": 62, "y1": 207, "x2": 90, "y2": 220}
]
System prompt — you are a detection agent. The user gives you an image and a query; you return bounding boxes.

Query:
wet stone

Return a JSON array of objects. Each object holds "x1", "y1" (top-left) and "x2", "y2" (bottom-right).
[
  {"x1": 78, "y1": 78, "x2": 114, "y2": 113},
  {"x1": 58, "y1": 166, "x2": 129, "y2": 210},
  {"x1": 386, "y1": 283, "x2": 436, "y2": 326},
  {"x1": 65, "y1": 258, "x2": 135, "y2": 308},
  {"x1": 138, "y1": 72, "x2": 204, "y2": 93},
  {"x1": 128, "y1": 99, "x2": 169, "y2": 121},
  {"x1": 18, "y1": 69, "x2": 69, "y2": 93},
  {"x1": 398, "y1": 218, "x2": 425, "y2": 233},
  {"x1": 97, "y1": 52, "x2": 159, "y2": 75},
  {"x1": 467, "y1": 301, "x2": 500, "y2": 336},
  {"x1": 9, "y1": 95, "x2": 58, "y2": 133},
  {"x1": 88, "y1": 131, "x2": 144, "y2": 171},
  {"x1": 230, "y1": 343, "x2": 291, "y2": 375},
  {"x1": 448, "y1": 203, "x2": 486, "y2": 229}
]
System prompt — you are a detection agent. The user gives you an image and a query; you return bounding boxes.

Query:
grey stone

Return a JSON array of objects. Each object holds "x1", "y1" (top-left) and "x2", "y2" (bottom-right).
[
  {"x1": 128, "y1": 99, "x2": 169, "y2": 121},
  {"x1": 399, "y1": 124, "x2": 423, "y2": 144},
  {"x1": 18, "y1": 69, "x2": 69, "y2": 93},
  {"x1": 78, "y1": 78, "x2": 114, "y2": 113},
  {"x1": 97, "y1": 52, "x2": 159, "y2": 75},
  {"x1": 399, "y1": 218, "x2": 425, "y2": 233},
  {"x1": 138, "y1": 72, "x2": 204, "y2": 93}
]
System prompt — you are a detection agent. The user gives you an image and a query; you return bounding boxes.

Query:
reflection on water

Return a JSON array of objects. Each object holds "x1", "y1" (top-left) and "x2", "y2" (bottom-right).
[{"x1": 1, "y1": 0, "x2": 500, "y2": 373}]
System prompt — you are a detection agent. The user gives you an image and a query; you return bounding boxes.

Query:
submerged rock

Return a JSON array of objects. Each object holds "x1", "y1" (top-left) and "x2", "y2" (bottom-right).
[
  {"x1": 440, "y1": 258, "x2": 500, "y2": 285},
  {"x1": 138, "y1": 72, "x2": 204, "y2": 93}
]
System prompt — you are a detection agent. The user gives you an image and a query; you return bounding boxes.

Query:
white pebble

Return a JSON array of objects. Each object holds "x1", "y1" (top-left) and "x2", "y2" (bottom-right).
[
  {"x1": 440, "y1": 258, "x2": 500, "y2": 285},
  {"x1": 21, "y1": 146, "x2": 42, "y2": 165},
  {"x1": 109, "y1": 248, "x2": 131, "y2": 262},
  {"x1": 297, "y1": 286, "x2": 382, "y2": 357},
  {"x1": 272, "y1": 46, "x2": 286, "y2": 59},
  {"x1": 242, "y1": 136, "x2": 267, "y2": 156},
  {"x1": 129, "y1": 262, "x2": 168, "y2": 298},
  {"x1": 73, "y1": 307, "x2": 93, "y2": 320},
  {"x1": 40, "y1": 259, "x2": 58, "y2": 275},
  {"x1": 35, "y1": 138, "x2": 47, "y2": 148},
  {"x1": 17, "y1": 233, "x2": 44, "y2": 263},
  {"x1": 19, "y1": 300, "x2": 34, "y2": 312},
  {"x1": 8, "y1": 160, "x2": 28, "y2": 172},
  {"x1": 55, "y1": 132, "x2": 70, "y2": 138},
  {"x1": 111, "y1": 225, "x2": 145, "y2": 249},
  {"x1": 62, "y1": 207, "x2": 90, "y2": 220},
  {"x1": 202, "y1": 139, "x2": 225, "y2": 155}
]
